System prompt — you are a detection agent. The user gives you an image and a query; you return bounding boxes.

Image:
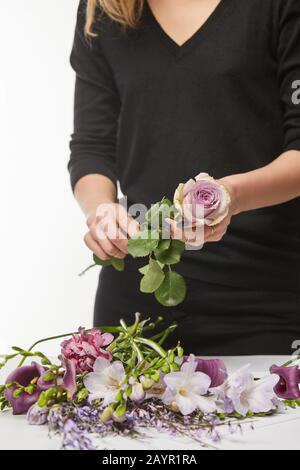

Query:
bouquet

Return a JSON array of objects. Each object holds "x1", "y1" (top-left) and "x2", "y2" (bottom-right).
[
  {"x1": 1, "y1": 314, "x2": 300, "y2": 450},
  {"x1": 80, "y1": 173, "x2": 231, "y2": 307}
]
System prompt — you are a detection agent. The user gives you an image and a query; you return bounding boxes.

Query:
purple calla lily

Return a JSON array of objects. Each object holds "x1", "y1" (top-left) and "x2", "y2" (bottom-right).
[
  {"x1": 270, "y1": 365, "x2": 300, "y2": 400},
  {"x1": 61, "y1": 359, "x2": 77, "y2": 398},
  {"x1": 4, "y1": 362, "x2": 49, "y2": 415},
  {"x1": 183, "y1": 357, "x2": 228, "y2": 388}
]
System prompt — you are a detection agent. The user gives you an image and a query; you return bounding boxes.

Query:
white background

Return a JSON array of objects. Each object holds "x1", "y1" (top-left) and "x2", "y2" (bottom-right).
[{"x1": 0, "y1": 0, "x2": 99, "y2": 355}]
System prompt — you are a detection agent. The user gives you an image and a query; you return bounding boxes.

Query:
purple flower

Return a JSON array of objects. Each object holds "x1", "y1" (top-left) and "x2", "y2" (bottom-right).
[
  {"x1": 62, "y1": 419, "x2": 96, "y2": 450},
  {"x1": 60, "y1": 358, "x2": 77, "y2": 399},
  {"x1": 270, "y1": 365, "x2": 300, "y2": 400},
  {"x1": 61, "y1": 327, "x2": 114, "y2": 374},
  {"x1": 184, "y1": 357, "x2": 228, "y2": 388},
  {"x1": 27, "y1": 404, "x2": 49, "y2": 425},
  {"x1": 4, "y1": 362, "x2": 51, "y2": 415},
  {"x1": 174, "y1": 173, "x2": 231, "y2": 227}
]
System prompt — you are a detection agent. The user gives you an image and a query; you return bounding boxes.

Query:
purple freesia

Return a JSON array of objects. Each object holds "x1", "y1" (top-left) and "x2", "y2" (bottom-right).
[
  {"x1": 183, "y1": 357, "x2": 228, "y2": 388},
  {"x1": 4, "y1": 362, "x2": 50, "y2": 415},
  {"x1": 270, "y1": 365, "x2": 300, "y2": 400}
]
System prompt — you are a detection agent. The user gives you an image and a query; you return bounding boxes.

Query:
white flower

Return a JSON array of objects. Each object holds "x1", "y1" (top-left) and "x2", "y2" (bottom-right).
[
  {"x1": 211, "y1": 364, "x2": 278, "y2": 416},
  {"x1": 83, "y1": 357, "x2": 126, "y2": 406},
  {"x1": 161, "y1": 355, "x2": 216, "y2": 415}
]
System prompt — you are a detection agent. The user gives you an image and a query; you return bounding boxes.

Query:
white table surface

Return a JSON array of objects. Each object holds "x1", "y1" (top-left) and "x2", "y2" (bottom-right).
[{"x1": 1, "y1": 356, "x2": 300, "y2": 450}]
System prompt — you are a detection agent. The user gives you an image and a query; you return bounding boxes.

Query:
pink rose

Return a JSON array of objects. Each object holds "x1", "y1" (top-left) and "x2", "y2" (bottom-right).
[
  {"x1": 174, "y1": 173, "x2": 231, "y2": 227},
  {"x1": 61, "y1": 327, "x2": 114, "y2": 374}
]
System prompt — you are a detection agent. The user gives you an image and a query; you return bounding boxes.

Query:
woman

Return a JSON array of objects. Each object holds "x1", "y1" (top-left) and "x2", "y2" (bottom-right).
[{"x1": 69, "y1": 0, "x2": 300, "y2": 355}]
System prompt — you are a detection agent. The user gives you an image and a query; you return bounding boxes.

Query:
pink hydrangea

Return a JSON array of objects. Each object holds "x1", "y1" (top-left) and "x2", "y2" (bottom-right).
[{"x1": 60, "y1": 327, "x2": 114, "y2": 374}]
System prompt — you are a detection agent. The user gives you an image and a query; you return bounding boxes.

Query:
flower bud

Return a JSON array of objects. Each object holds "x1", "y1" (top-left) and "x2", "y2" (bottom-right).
[
  {"x1": 169, "y1": 401, "x2": 180, "y2": 413},
  {"x1": 161, "y1": 363, "x2": 170, "y2": 374},
  {"x1": 150, "y1": 370, "x2": 160, "y2": 383},
  {"x1": 13, "y1": 388, "x2": 23, "y2": 398},
  {"x1": 101, "y1": 406, "x2": 114, "y2": 423},
  {"x1": 113, "y1": 403, "x2": 127, "y2": 422},
  {"x1": 177, "y1": 347, "x2": 184, "y2": 358},
  {"x1": 130, "y1": 383, "x2": 145, "y2": 403},
  {"x1": 141, "y1": 378, "x2": 154, "y2": 390},
  {"x1": 27, "y1": 404, "x2": 49, "y2": 425},
  {"x1": 168, "y1": 351, "x2": 175, "y2": 364}
]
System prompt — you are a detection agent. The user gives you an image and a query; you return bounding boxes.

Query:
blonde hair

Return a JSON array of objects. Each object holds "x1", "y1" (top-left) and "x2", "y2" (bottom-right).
[{"x1": 85, "y1": 0, "x2": 145, "y2": 36}]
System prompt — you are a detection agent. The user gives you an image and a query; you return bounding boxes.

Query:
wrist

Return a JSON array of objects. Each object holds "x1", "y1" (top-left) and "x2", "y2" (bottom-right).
[
  {"x1": 86, "y1": 200, "x2": 116, "y2": 226},
  {"x1": 218, "y1": 175, "x2": 242, "y2": 216}
]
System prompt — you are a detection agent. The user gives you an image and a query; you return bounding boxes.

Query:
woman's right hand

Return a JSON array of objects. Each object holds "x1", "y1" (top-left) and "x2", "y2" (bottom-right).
[{"x1": 84, "y1": 202, "x2": 140, "y2": 261}]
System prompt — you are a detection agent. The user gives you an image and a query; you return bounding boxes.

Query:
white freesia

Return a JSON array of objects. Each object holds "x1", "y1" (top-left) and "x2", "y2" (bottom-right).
[
  {"x1": 210, "y1": 364, "x2": 278, "y2": 416},
  {"x1": 162, "y1": 355, "x2": 216, "y2": 415},
  {"x1": 83, "y1": 357, "x2": 126, "y2": 406}
]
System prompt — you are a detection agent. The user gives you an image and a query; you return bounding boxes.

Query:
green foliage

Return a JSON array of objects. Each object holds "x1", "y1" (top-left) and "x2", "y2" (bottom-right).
[
  {"x1": 140, "y1": 259, "x2": 165, "y2": 293},
  {"x1": 155, "y1": 271, "x2": 187, "y2": 307},
  {"x1": 127, "y1": 230, "x2": 160, "y2": 257},
  {"x1": 154, "y1": 239, "x2": 185, "y2": 265},
  {"x1": 93, "y1": 254, "x2": 125, "y2": 272},
  {"x1": 82, "y1": 196, "x2": 188, "y2": 307}
]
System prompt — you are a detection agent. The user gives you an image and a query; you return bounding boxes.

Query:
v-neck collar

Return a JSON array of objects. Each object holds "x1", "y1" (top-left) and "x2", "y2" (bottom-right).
[{"x1": 145, "y1": 0, "x2": 230, "y2": 59}]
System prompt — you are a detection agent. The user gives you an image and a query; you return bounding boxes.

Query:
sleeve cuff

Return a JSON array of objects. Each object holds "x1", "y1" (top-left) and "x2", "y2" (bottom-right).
[{"x1": 283, "y1": 140, "x2": 300, "y2": 153}]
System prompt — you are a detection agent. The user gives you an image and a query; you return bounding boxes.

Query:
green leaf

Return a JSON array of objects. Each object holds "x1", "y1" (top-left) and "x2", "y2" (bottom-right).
[
  {"x1": 155, "y1": 271, "x2": 187, "y2": 307},
  {"x1": 110, "y1": 257, "x2": 125, "y2": 272},
  {"x1": 93, "y1": 254, "x2": 112, "y2": 267},
  {"x1": 127, "y1": 230, "x2": 160, "y2": 258},
  {"x1": 139, "y1": 264, "x2": 150, "y2": 275},
  {"x1": 140, "y1": 259, "x2": 165, "y2": 293},
  {"x1": 93, "y1": 254, "x2": 125, "y2": 272},
  {"x1": 154, "y1": 240, "x2": 185, "y2": 265}
]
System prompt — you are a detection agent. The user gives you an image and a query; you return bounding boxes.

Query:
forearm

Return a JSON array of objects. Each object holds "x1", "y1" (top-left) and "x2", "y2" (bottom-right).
[
  {"x1": 221, "y1": 150, "x2": 300, "y2": 215},
  {"x1": 74, "y1": 174, "x2": 117, "y2": 218}
]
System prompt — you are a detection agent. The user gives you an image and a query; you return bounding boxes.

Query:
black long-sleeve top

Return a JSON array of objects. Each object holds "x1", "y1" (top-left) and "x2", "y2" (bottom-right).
[{"x1": 69, "y1": 0, "x2": 300, "y2": 291}]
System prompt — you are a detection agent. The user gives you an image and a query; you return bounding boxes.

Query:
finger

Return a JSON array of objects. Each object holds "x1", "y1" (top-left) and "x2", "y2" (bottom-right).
[
  {"x1": 166, "y1": 218, "x2": 204, "y2": 245},
  {"x1": 92, "y1": 225, "x2": 125, "y2": 259},
  {"x1": 118, "y1": 206, "x2": 140, "y2": 239},
  {"x1": 97, "y1": 213, "x2": 128, "y2": 254},
  {"x1": 84, "y1": 232, "x2": 109, "y2": 261},
  {"x1": 117, "y1": 206, "x2": 140, "y2": 246},
  {"x1": 204, "y1": 224, "x2": 227, "y2": 242}
]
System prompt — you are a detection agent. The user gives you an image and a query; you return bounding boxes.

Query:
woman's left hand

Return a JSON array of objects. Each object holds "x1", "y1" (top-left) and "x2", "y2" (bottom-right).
[
  {"x1": 166, "y1": 213, "x2": 232, "y2": 246},
  {"x1": 166, "y1": 176, "x2": 236, "y2": 246}
]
